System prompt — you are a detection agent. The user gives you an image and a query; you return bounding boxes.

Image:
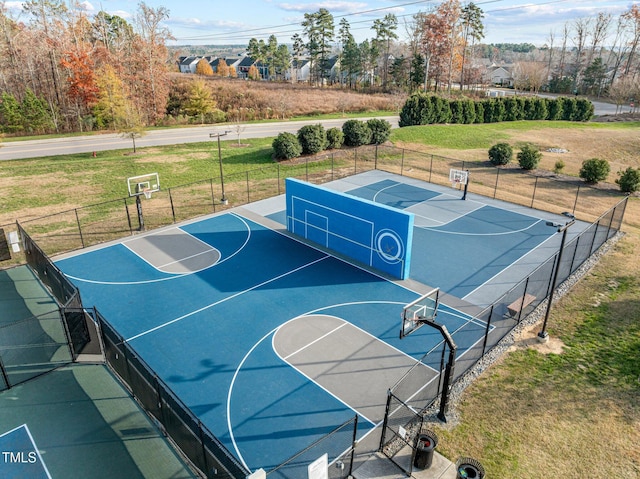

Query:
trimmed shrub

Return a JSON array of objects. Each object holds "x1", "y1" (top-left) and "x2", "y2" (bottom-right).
[
  {"x1": 366, "y1": 118, "x2": 391, "y2": 145},
  {"x1": 326, "y1": 127, "x2": 344, "y2": 149},
  {"x1": 532, "y1": 97, "x2": 548, "y2": 120},
  {"x1": 461, "y1": 99, "x2": 476, "y2": 124},
  {"x1": 579, "y1": 158, "x2": 611, "y2": 184},
  {"x1": 488, "y1": 143, "x2": 513, "y2": 166},
  {"x1": 485, "y1": 99, "x2": 505, "y2": 123},
  {"x1": 474, "y1": 101, "x2": 484, "y2": 124},
  {"x1": 616, "y1": 167, "x2": 640, "y2": 193},
  {"x1": 272, "y1": 132, "x2": 302, "y2": 160},
  {"x1": 297, "y1": 123, "x2": 327, "y2": 155},
  {"x1": 575, "y1": 98, "x2": 595, "y2": 121},
  {"x1": 503, "y1": 97, "x2": 519, "y2": 121},
  {"x1": 553, "y1": 160, "x2": 565, "y2": 174},
  {"x1": 547, "y1": 97, "x2": 564, "y2": 120},
  {"x1": 450, "y1": 100, "x2": 464, "y2": 124},
  {"x1": 342, "y1": 119, "x2": 372, "y2": 147},
  {"x1": 433, "y1": 96, "x2": 452, "y2": 123},
  {"x1": 399, "y1": 93, "x2": 426, "y2": 127},
  {"x1": 561, "y1": 97, "x2": 578, "y2": 121},
  {"x1": 517, "y1": 144, "x2": 542, "y2": 170}
]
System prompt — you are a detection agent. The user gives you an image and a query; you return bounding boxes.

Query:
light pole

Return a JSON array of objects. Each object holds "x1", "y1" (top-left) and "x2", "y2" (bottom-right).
[
  {"x1": 538, "y1": 212, "x2": 576, "y2": 342},
  {"x1": 210, "y1": 131, "x2": 231, "y2": 205}
]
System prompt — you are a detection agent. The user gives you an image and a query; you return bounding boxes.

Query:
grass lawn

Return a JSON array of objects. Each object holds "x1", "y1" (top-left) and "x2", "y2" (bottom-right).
[{"x1": 1, "y1": 119, "x2": 639, "y2": 477}]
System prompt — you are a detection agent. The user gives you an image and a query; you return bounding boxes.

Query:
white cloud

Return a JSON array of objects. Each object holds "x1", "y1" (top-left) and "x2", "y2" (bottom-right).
[
  {"x1": 278, "y1": 1, "x2": 368, "y2": 13},
  {"x1": 3, "y1": 1, "x2": 24, "y2": 13}
]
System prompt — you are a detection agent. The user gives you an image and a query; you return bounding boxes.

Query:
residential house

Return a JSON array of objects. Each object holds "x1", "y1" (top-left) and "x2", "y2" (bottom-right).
[
  {"x1": 178, "y1": 56, "x2": 201, "y2": 74},
  {"x1": 486, "y1": 65, "x2": 513, "y2": 87},
  {"x1": 285, "y1": 59, "x2": 310, "y2": 82},
  {"x1": 210, "y1": 57, "x2": 242, "y2": 75}
]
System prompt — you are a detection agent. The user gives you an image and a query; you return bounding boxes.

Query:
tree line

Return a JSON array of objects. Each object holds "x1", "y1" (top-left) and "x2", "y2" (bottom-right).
[
  {"x1": 2, "y1": 0, "x2": 640, "y2": 138},
  {"x1": 0, "y1": 0, "x2": 172, "y2": 134}
]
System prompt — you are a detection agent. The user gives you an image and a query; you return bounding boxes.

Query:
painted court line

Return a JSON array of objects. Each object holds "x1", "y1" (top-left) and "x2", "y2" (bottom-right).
[
  {"x1": 156, "y1": 246, "x2": 220, "y2": 269},
  {"x1": 125, "y1": 255, "x2": 330, "y2": 342},
  {"x1": 283, "y1": 322, "x2": 349, "y2": 361},
  {"x1": 65, "y1": 213, "x2": 252, "y2": 286},
  {"x1": 462, "y1": 231, "x2": 559, "y2": 300},
  {"x1": 417, "y1": 218, "x2": 544, "y2": 236}
]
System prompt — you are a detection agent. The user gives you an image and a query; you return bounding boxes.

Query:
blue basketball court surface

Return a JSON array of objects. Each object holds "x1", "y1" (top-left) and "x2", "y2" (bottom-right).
[{"x1": 55, "y1": 171, "x2": 585, "y2": 473}]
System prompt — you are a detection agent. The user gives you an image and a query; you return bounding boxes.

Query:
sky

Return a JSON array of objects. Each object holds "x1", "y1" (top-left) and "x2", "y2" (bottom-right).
[{"x1": 4, "y1": 0, "x2": 637, "y2": 47}]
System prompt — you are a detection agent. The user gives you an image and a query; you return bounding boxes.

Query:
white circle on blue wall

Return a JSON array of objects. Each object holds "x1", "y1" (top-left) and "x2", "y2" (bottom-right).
[{"x1": 375, "y1": 230, "x2": 404, "y2": 263}]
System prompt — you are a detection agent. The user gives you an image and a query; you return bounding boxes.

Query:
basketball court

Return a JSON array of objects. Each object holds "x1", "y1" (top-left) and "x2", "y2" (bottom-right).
[{"x1": 52, "y1": 170, "x2": 587, "y2": 474}]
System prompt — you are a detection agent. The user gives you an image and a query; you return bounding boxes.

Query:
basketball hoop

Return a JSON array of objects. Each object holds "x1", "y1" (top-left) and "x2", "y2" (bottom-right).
[{"x1": 143, "y1": 189, "x2": 152, "y2": 200}]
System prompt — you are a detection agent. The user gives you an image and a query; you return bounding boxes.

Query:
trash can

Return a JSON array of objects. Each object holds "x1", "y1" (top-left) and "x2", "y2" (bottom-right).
[
  {"x1": 455, "y1": 457, "x2": 485, "y2": 479},
  {"x1": 413, "y1": 430, "x2": 438, "y2": 469}
]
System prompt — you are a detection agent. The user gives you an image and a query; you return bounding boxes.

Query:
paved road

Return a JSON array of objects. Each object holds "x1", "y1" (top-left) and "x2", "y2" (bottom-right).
[
  {"x1": 0, "y1": 96, "x2": 619, "y2": 161},
  {"x1": 0, "y1": 117, "x2": 399, "y2": 161}
]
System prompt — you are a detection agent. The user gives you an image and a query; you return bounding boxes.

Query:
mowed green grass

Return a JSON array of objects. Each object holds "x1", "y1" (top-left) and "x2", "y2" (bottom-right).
[{"x1": 390, "y1": 120, "x2": 640, "y2": 149}]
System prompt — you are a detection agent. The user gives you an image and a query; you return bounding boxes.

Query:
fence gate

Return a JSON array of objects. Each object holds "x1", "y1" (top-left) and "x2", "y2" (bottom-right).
[{"x1": 379, "y1": 391, "x2": 424, "y2": 476}]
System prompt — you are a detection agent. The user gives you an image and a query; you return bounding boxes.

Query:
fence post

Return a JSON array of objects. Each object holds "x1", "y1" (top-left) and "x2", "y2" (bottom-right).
[
  {"x1": 493, "y1": 168, "x2": 500, "y2": 199},
  {"x1": 59, "y1": 307, "x2": 76, "y2": 360},
  {"x1": 400, "y1": 149, "x2": 405, "y2": 176},
  {"x1": 481, "y1": 305, "x2": 493, "y2": 356},
  {"x1": 124, "y1": 198, "x2": 133, "y2": 235},
  {"x1": 589, "y1": 220, "x2": 601, "y2": 255},
  {"x1": 209, "y1": 180, "x2": 216, "y2": 214},
  {"x1": 306, "y1": 157, "x2": 309, "y2": 182},
  {"x1": 198, "y1": 420, "x2": 211, "y2": 478},
  {"x1": 169, "y1": 188, "x2": 177, "y2": 222},
  {"x1": 0, "y1": 356, "x2": 9, "y2": 390},
  {"x1": 530, "y1": 176, "x2": 539, "y2": 208},
  {"x1": 375, "y1": 144, "x2": 378, "y2": 169},
  {"x1": 354, "y1": 148, "x2": 357, "y2": 175},
  {"x1": 347, "y1": 414, "x2": 359, "y2": 476},
  {"x1": 246, "y1": 171, "x2": 250, "y2": 203},
  {"x1": 379, "y1": 390, "x2": 392, "y2": 450},
  {"x1": 429, "y1": 155, "x2": 433, "y2": 183},
  {"x1": 277, "y1": 164, "x2": 281, "y2": 195},
  {"x1": 572, "y1": 185, "x2": 580, "y2": 215},
  {"x1": 74, "y1": 209, "x2": 85, "y2": 248},
  {"x1": 331, "y1": 154, "x2": 335, "y2": 181}
]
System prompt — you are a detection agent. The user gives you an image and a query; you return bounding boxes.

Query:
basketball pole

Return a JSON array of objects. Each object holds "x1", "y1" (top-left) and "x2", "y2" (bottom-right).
[
  {"x1": 134, "y1": 188, "x2": 145, "y2": 231},
  {"x1": 462, "y1": 169, "x2": 469, "y2": 201}
]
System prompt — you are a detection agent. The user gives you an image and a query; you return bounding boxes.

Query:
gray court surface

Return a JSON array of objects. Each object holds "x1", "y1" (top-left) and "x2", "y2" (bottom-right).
[
  {"x1": 0, "y1": 363, "x2": 196, "y2": 479},
  {"x1": 124, "y1": 227, "x2": 220, "y2": 273},
  {"x1": 273, "y1": 315, "x2": 436, "y2": 424}
]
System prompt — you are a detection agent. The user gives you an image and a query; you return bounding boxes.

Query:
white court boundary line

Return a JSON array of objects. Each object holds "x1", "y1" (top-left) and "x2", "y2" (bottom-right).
[
  {"x1": 462, "y1": 231, "x2": 560, "y2": 300},
  {"x1": 65, "y1": 213, "x2": 251, "y2": 285},
  {"x1": 416, "y1": 218, "x2": 545, "y2": 236},
  {"x1": 364, "y1": 179, "x2": 547, "y2": 232},
  {"x1": 0, "y1": 424, "x2": 52, "y2": 479}
]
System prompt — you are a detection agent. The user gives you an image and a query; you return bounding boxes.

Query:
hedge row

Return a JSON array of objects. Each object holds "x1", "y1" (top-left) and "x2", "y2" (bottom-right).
[
  {"x1": 272, "y1": 119, "x2": 391, "y2": 161},
  {"x1": 399, "y1": 94, "x2": 594, "y2": 127}
]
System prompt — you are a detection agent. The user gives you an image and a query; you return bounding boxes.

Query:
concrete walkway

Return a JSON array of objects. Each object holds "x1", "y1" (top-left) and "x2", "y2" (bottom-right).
[{"x1": 353, "y1": 450, "x2": 458, "y2": 479}]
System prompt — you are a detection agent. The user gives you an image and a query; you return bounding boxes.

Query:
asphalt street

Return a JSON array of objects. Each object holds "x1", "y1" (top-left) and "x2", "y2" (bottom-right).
[{"x1": 0, "y1": 97, "x2": 620, "y2": 161}]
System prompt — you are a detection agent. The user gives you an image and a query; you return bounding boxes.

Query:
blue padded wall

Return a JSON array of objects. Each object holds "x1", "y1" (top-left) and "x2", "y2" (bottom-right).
[{"x1": 285, "y1": 178, "x2": 413, "y2": 279}]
